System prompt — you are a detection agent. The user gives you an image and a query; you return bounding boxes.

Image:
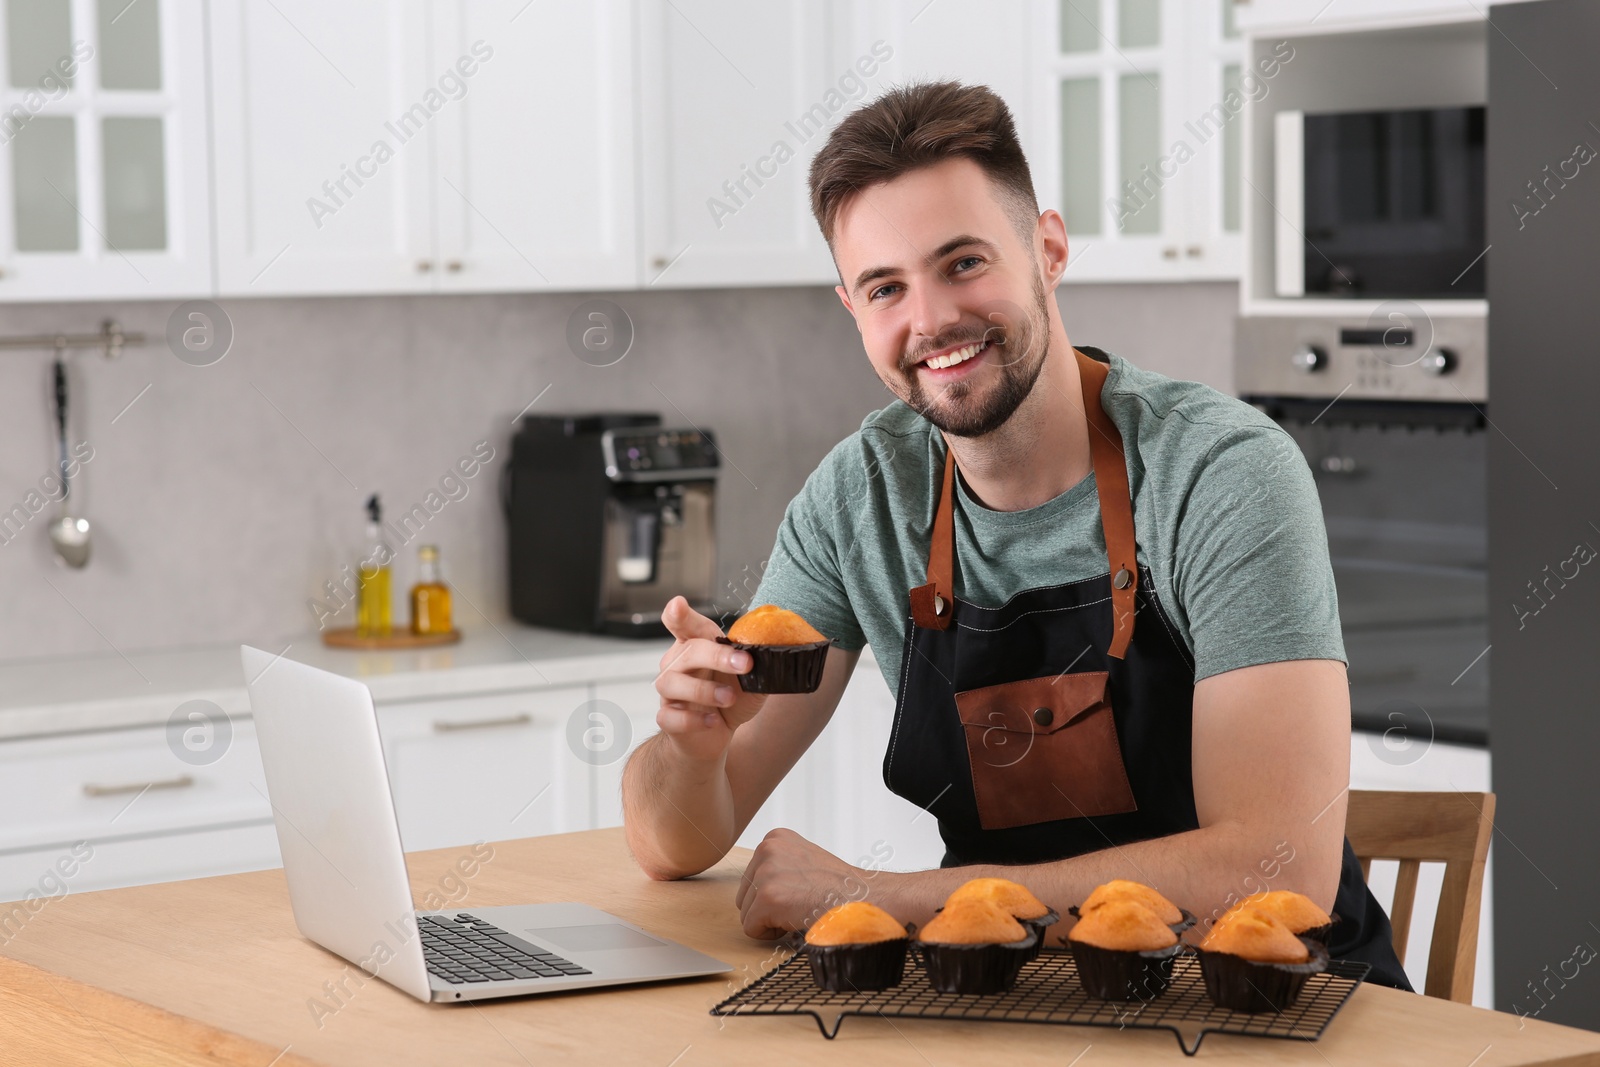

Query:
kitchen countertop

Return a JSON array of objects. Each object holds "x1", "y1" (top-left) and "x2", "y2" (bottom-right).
[
  {"x1": 1, "y1": 827, "x2": 1592, "y2": 1066},
  {"x1": 0, "y1": 626, "x2": 674, "y2": 742}
]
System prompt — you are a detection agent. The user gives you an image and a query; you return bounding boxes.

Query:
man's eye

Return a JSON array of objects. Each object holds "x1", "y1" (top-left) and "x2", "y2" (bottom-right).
[
  {"x1": 869, "y1": 283, "x2": 901, "y2": 301},
  {"x1": 950, "y1": 255, "x2": 983, "y2": 273}
]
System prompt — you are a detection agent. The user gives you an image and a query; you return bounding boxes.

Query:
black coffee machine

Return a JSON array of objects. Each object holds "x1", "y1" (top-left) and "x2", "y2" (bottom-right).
[{"x1": 506, "y1": 413, "x2": 720, "y2": 637}]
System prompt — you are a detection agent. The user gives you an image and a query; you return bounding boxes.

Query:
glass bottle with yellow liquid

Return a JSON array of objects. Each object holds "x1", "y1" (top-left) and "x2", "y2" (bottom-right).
[
  {"x1": 356, "y1": 494, "x2": 393, "y2": 637},
  {"x1": 410, "y1": 544, "x2": 453, "y2": 636}
]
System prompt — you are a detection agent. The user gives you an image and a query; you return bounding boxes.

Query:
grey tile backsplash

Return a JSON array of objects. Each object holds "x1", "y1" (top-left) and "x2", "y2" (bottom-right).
[{"x1": 0, "y1": 282, "x2": 1235, "y2": 661}]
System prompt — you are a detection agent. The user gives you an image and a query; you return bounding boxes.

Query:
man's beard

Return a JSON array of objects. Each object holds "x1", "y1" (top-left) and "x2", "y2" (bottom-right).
[{"x1": 892, "y1": 274, "x2": 1053, "y2": 439}]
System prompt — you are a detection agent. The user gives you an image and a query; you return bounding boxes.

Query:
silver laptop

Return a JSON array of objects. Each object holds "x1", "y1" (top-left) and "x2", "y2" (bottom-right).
[{"x1": 240, "y1": 645, "x2": 730, "y2": 1003}]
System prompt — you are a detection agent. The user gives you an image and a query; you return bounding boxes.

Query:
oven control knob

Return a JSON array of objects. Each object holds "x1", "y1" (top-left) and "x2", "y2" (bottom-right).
[
  {"x1": 1291, "y1": 345, "x2": 1327, "y2": 372},
  {"x1": 1420, "y1": 348, "x2": 1458, "y2": 376}
]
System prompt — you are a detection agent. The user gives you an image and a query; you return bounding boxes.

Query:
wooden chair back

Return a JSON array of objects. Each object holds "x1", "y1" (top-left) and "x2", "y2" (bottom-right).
[{"x1": 1344, "y1": 789, "x2": 1495, "y2": 1003}]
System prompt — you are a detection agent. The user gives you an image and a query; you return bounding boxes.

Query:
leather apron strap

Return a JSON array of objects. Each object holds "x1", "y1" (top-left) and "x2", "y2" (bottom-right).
[{"x1": 910, "y1": 347, "x2": 1139, "y2": 659}]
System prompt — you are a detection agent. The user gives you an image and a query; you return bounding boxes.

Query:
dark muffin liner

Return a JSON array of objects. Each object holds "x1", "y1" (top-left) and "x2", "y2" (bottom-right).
[
  {"x1": 804, "y1": 936, "x2": 911, "y2": 992},
  {"x1": 1069, "y1": 903, "x2": 1195, "y2": 938},
  {"x1": 716, "y1": 636, "x2": 830, "y2": 694},
  {"x1": 1065, "y1": 938, "x2": 1185, "y2": 1001},
  {"x1": 1198, "y1": 936, "x2": 1330, "y2": 1013},
  {"x1": 932, "y1": 905, "x2": 1059, "y2": 963},
  {"x1": 1294, "y1": 913, "x2": 1339, "y2": 946},
  {"x1": 918, "y1": 931, "x2": 1038, "y2": 995},
  {"x1": 1018, "y1": 909, "x2": 1060, "y2": 962}
]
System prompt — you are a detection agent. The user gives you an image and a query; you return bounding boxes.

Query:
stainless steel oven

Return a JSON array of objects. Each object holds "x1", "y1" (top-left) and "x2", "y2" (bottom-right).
[{"x1": 1237, "y1": 315, "x2": 1488, "y2": 746}]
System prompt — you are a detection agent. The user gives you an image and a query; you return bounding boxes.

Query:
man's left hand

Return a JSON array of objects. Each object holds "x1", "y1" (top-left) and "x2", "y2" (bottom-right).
[{"x1": 735, "y1": 828, "x2": 868, "y2": 939}]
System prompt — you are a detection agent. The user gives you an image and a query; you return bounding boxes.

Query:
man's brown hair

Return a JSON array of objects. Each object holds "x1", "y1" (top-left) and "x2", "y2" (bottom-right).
[{"x1": 807, "y1": 80, "x2": 1039, "y2": 248}]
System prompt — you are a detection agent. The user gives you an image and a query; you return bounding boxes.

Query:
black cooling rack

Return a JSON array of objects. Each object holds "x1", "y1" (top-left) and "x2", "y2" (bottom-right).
[{"x1": 709, "y1": 946, "x2": 1369, "y2": 1055}]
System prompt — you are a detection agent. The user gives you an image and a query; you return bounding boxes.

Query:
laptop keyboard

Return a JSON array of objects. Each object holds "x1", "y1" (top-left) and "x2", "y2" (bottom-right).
[{"x1": 419, "y1": 913, "x2": 592, "y2": 985}]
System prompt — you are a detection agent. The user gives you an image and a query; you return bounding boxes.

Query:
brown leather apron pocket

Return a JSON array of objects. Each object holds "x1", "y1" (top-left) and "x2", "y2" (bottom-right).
[{"x1": 955, "y1": 671, "x2": 1138, "y2": 830}]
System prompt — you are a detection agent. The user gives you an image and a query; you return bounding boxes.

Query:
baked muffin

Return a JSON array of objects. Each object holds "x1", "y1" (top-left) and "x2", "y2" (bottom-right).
[
  {"x1": 803, "y1": 902, "x2": 911, "y2": 991},
  {"x1": 1220, "y1": 891, "x2": 1335, "y2": 944},
  {"x1": 1066, "y1": 899, "x2": 1183, "y2": 1001},
  {"x1": 717, "y1": 605, "x2": 831, "y2": 693},
  {"x1": 1197, "y1": 905, "x2": 1329, "y2": 1013},
  {"x1": 947, "y1": 877, "x2": 1059, "y2": 961},
  {"x1": 1074, "y1": 879, "x2": 1194, "y2": 934},
  {"x1": 917, "y1": 899, "x2": 1037, "y2": 995}
]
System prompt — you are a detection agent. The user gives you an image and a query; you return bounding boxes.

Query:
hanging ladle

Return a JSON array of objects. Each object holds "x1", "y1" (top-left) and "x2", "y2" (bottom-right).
[{"x1": 48, "y1": 356, "x2": 91, "y2": 568}]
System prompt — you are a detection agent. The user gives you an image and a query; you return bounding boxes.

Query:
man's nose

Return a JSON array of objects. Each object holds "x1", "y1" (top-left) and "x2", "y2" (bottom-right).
[{"x1": 905, "y1": 269, "x2": 965, "y2": 351}]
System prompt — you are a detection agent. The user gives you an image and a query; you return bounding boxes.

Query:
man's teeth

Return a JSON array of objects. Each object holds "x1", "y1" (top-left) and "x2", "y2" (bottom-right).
[{"x1": 924, "y1": 341, "x2": 986, "y2": 370}]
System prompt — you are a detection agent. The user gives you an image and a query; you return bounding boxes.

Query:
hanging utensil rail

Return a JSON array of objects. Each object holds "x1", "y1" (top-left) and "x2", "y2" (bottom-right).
[{"x1": 0, "y1": 319, "x2": 144, "y2": 359}]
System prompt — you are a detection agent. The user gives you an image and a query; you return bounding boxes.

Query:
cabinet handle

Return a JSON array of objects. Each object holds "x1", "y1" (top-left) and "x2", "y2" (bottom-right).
[
  {"x1": 1162, "y1": 246, "x2": 1179, "y2": 259},
  {"x1": 1185, "y1": 245, "x2": 1203, "y2": 258},
  {"x1": 416, "y1": 259, "x2": 434, "y2": 272},
  {"x1": 446, "y1": 260, "x2": 463, "y2": 272},
  {"x1": 650, "y1": 255, "x2": 668, "y2": 269},
  {"x1": 83, "y1": 774, "x2": 194, "y2": 797},
  {"x1": 433, "y1": 712, "x2": 532, "y2": 733}
]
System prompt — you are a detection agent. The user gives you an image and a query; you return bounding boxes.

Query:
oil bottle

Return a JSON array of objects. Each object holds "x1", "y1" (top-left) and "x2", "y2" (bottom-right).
[
  {"x1": 410, "y1": 544, "x2": 453, "y2": 636},
  {"x1": 356, "y1": 494, "x2": 393, "y2": 637}
]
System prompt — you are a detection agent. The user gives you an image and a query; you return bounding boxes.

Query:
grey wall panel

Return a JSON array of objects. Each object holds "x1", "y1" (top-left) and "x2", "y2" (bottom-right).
[{"x1": 1488, "y1": 0, "x2": 1600, "y2": 1031}]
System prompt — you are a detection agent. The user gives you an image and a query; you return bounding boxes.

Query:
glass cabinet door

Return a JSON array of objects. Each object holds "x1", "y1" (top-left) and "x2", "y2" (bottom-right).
[
  {"x1": 1036, "y1": 0, "x2": 1243, "y2": 281},
  {"x1": 0, "y1": 0, "x2": 209, "y2": 298}
]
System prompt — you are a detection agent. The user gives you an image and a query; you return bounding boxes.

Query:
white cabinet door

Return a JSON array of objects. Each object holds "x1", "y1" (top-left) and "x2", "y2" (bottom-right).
[
  {"x1": 590, "y1": 678, "x2": 662, "y2": 830},
  {"x1": 1031, "y1": 0, "x2": 1244, "y2": 281},
  {"x1": 636, "y1": 0, "x2": 838, "y2": 288},
  {"x1": 833, "y1": 0, "x2": 1037, "y2": 163},
  {"x1": 209, "y1": 0, "x2": 435, "y2": 295},
  {"x1": 0, "y1": 0, "x2": 211, "y2": 299},
  {"x1": 0, "y1": 822, "x2": 279, "y2": 905},
  {"x1": 0, "y1": 718, "x2": 270, "y2": 853},
  {"x1": 813, "y1": 653, "x2": 947, "y2": 873},
  {"x1": 377, "y1": 688, "x2": 590, "y2": 852},
  {"x1": 430, "y1": 0, "x2": 637, "y2": 292}
]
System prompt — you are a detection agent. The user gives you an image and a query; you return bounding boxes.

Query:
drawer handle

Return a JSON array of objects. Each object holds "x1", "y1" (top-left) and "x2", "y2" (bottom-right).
[
  {"x1": 83, "y1": 774, "x2": 195, "y2": 797},
  {"x1": 433, "y1": 713, "x2": 533, "y2": 733}
]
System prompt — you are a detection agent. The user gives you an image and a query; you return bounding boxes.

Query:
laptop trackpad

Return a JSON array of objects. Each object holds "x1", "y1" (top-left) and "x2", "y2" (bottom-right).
[{"x1": 527, "y1": 923, "x2": 666, "y2": 952}]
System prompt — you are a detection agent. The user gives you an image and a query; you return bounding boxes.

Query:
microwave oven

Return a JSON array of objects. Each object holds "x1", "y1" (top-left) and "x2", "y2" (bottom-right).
[{"x1": 1274, "y1": 105, "x2": 1486, "y2": 299}]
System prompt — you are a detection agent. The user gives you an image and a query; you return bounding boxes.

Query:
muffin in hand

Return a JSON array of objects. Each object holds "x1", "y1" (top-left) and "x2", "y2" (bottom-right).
[{"x1": 718, "y1": 605, "x2": 831, "y2": 693}]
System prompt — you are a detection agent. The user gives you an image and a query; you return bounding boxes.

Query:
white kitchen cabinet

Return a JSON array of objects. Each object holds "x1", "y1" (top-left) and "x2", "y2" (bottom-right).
[
  {"x1": 209, "y1": 0, "x2": 435, "y2": 295},
  {"x1": 0, "y1": 0, "x2": 211, "y2": 300},
  {"x1": 0, "y1": 718, "x2": 277, "y2": 901},
  {"x1": 636, "y1": 0, "x2": 840, "y2": 288},
  {"x1": 1030, "y1": 0, "x2": 1244, "y2": 281},
  {"x1": 590, "y1": 679, "x2": 662, "y2": 831},
  {"x1": 429, "y1": 0, "x2": 637, "y2": 292},
  {"x1": 736, "y1": 654, "x2": 946, "y2": 874},
  {"x1": 377, "y1": 687, "x2": 591, "y2": 852},
  {"x1": 1232, "y1": 0, "x2": 1538, "y2": 34}
]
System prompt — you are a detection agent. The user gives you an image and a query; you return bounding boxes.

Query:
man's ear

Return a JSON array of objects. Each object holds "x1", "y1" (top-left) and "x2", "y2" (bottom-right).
[
  {"x1": 1036, "y1": 209, "x2": 1070, "y2": 291},
  {"x1": 835, "y1": 284, "x2": 858, "y2": 326}
]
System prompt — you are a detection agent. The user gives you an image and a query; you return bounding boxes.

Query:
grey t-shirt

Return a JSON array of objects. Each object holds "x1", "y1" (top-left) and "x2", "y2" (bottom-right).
[{"x1": 750, "y1": 348, "x2": 1345, "y2": 696}]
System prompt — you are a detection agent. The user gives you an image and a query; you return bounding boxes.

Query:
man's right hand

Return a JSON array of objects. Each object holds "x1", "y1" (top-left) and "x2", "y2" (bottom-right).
[{"x1": 654, "y1": 596, "x2": 769, "y2": 764}]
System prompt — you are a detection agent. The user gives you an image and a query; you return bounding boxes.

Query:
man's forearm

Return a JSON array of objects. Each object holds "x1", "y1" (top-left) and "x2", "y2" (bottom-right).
[
  {"x1": 621, "y1": 733, "x2": 739, "y2": 880},
  {"x1": 865, "y1": 821, "x2": 1339, "y2": 937}
]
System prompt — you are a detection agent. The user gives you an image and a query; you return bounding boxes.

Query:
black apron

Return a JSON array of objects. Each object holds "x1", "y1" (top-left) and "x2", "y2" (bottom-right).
[{"x1": 882, "y1": 346, "x2": 1412, "y2": 991}]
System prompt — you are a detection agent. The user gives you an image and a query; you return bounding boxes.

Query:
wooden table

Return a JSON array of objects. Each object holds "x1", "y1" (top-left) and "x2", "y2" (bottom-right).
[{"x1": 1, "y1": 828, "x2": 1596, "y2": 1066}]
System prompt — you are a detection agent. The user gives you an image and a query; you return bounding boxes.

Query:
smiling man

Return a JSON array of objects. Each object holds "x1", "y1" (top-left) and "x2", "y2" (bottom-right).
[{"x1": 621, "y1": 81, "x2": 1411, "y2": 989}]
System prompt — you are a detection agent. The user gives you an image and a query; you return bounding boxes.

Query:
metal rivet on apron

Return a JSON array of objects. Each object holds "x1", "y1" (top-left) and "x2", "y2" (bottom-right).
[
  {"x1": 1113, "y1": 567, "x2": 1132, "y2": 590},
  {"x1": 933, "y1": 594, "x2": 946, "y2": 616},
  {"x1": 1032, "y1": 707, "x2": 1053, "y2": 727}
]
